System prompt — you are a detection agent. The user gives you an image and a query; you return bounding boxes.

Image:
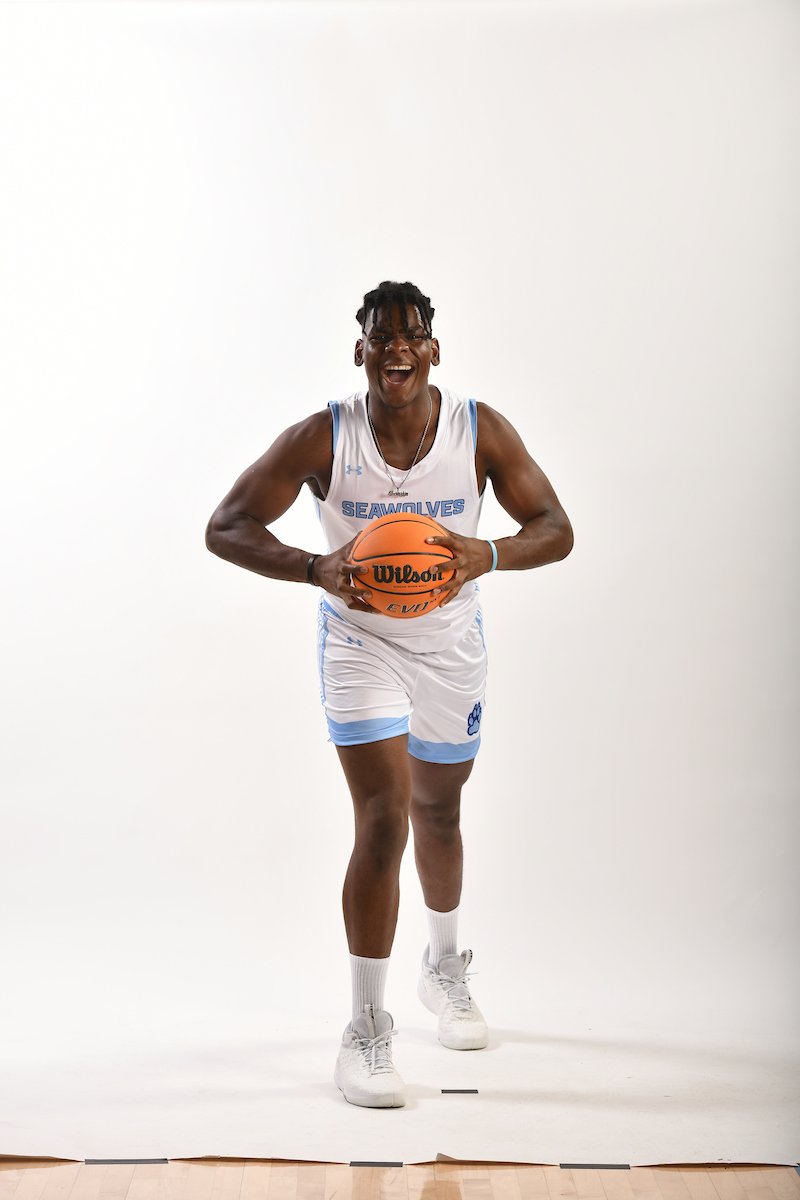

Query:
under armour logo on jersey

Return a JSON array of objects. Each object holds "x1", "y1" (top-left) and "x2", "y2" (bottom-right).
[
  {"x1": 346, "y1": 635, "x2": 364, "y2": 647},
  {"x1": 467, "y1": 702, "x2": 482, "y2": 736},
  {"x1": 345, "y1": 464, "x2": 363, "y2": 476}
]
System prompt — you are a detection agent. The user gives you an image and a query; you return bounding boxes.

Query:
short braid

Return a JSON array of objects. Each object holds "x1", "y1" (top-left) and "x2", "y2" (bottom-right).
[{"x1": 356, "y1": 280, "x2": 435, "y2": 335}]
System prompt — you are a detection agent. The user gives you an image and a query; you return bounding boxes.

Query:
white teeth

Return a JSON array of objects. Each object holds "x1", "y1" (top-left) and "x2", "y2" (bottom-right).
[{"x1": 385, "y1": 365, "x2": 412, "y2": 371}]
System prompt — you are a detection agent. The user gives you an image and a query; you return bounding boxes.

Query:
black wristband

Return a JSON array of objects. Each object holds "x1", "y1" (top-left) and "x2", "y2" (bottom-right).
[{"x1": 306, "y1": 553, "x2": 320, "y2": 585}]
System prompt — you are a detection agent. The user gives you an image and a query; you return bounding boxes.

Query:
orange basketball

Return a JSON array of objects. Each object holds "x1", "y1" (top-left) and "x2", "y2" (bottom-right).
[{"x1": 350, "y1": 512, "x2": 455, "y2": 619}]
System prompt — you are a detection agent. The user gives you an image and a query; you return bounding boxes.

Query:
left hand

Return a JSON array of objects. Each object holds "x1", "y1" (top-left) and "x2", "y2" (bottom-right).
[{"x1": 424, "y1": 529, "x2": 494, "y2": 607}]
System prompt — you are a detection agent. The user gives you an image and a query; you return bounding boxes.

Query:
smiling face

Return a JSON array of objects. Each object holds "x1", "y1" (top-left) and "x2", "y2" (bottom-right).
[{"x1": 355, "y1": 301, "x2": 440, "y2": 410}]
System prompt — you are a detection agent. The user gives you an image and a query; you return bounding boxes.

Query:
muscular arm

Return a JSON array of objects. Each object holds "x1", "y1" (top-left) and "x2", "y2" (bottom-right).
[
  {"x1": 205, "y1": 409, "x2": 376, "y2": 609},
  {"x1": 428, "y1": 402, "x2": 573, "y2": 606},
  {"x1": 477, "y1": 401, "x2": 574, "y2": 570},
  {"x1": 204, "y1": 409, "x2": 333, "y2": 583}
]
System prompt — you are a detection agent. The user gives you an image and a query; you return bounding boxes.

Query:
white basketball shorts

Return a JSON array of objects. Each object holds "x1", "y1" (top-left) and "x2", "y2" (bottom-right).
[{"x1": 317, "y1": 597, "x2": 487, "y2": 763}]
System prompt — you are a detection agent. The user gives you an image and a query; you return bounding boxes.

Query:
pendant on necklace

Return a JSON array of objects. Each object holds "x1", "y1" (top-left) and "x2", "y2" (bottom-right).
[{"x1": 388, "y1": 488, "x2": 408, "y2": 497}]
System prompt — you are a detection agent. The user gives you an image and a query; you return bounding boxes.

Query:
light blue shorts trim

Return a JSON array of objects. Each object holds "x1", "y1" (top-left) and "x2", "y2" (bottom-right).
[
  {"x1": 327, "y1": 714, "x2": 410, "y2": 746},
  {"x1": 408, "y1": 734, "x2": 481, "y2": 764}
]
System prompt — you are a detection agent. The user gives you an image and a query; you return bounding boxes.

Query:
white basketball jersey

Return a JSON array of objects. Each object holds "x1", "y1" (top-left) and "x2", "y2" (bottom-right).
[{"x1": 315, "y1": 386, "x2": 484, "y2": 652}]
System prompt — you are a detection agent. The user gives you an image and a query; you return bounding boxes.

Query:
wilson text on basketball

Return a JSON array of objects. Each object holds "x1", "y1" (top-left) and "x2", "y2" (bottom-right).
[{"x1": 370, "y1": 564, "x2": 447, "y2": 585}]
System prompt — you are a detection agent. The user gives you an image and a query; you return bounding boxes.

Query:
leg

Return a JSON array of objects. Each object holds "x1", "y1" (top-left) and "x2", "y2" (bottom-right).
[
  {"x1": 333, "y1": 733, "x2": 412, "y2": 1107},
  {"x1": 337, "y1": 735, "x2": 412, "y2": 958},
  {"x1": 410, "y1": 755, "x2": 490, "y2": 1051},
  {"x1": 409, "y1": 756, "x2": 474, "y2": 912},
  {"x1": 404, "y1": 615, "x2": 486, "y2": 913},
  {"x1": 319, "y1": 610, "x2": 414, "y2": 1078}
]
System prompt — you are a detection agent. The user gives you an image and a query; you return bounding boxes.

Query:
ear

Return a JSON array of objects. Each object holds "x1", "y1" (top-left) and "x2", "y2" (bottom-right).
[
  {"x1": 431, "y1": 337, "x2": 441, "y2": 366},
  {"x1": 354, "y1": 339, "x2": 364, "y2": 366}
]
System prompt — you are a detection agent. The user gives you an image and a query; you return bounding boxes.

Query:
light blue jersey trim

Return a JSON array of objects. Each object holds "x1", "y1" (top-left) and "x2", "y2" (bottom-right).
[
  {"x1": 327, "y1": 714, "x2": 410, "y2": 746},
  {"x1": 475, "y1": 606, "x2": 487, "y2": 652},
  {"x1": 408, "y1": 734, "x2": 481, "y2": 764},
  {"x1": 468, "y1": 398, "x2": 478, "y2": 448},
  {"x1": 317, "y1": 603, "x2": 331, "y2": 703},
  {"x1": 321, "y1": 596, "x2": 353, "y2": 625},
  {"x1": 328, "y1": 400, "x2": 340, "y2": 454}
]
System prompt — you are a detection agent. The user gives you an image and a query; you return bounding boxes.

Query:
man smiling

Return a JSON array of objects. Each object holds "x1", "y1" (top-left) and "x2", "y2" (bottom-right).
[{"x1": 205, "y1": 280, "x2": 573, "y2": 1108}]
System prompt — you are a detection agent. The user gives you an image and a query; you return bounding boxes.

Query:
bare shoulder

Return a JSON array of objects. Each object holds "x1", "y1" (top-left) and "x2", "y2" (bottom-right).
[
  {"x1": 209, "y1": 406, "x2": 334, "y2": 530},
  {"x1": 238, "y1": 405, "x2": 333, "y2": 497},
  {"x1": 269, "y1": 406, "x2": 333, "y2": 472},
  {"x1": 474, "y1": 400, "x2": 532, "y2": 476}
]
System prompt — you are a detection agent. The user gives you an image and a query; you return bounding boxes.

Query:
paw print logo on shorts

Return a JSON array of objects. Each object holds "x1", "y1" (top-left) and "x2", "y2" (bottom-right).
[{"x1": 467, "y1": 702, "x2": 482, "y2": 736}]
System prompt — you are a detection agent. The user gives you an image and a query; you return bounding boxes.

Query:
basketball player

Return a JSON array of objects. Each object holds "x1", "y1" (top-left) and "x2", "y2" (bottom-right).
[{"x1": 205, "y1": 281, "x2": 573, "y2": 1108}]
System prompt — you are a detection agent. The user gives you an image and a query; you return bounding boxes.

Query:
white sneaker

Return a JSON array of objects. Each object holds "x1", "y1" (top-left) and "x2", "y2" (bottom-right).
[
  {"x1": 418, "y1": 943, "x2": 489, "y2": 1050},
  {"x1": 334, "y1": 1003, "x2": 406, "y2": 1108}
]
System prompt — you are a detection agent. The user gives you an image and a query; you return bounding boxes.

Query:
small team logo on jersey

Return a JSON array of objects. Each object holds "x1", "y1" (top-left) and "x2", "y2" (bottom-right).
[
  {"x1": 467, "y1": 702, "x2": 482, "y2": 736},
  {"x1": 345, "y1": 464, "x2": 363, "y2": 476}
]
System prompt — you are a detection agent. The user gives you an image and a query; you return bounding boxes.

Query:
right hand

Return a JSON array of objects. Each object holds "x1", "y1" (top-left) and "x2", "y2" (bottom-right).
[{"x1": 312, "y1": 536, "x2": 378, "y2": 613}]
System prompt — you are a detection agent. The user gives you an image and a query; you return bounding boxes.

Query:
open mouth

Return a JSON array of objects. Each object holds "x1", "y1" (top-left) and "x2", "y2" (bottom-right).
[{"x1": 382, "y1": 364, "x2": 415, "y2": 386}]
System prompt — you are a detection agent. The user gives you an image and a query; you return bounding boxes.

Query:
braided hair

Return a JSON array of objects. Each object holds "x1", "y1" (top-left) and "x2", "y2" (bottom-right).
[{"x1": 356, "y1": 280, "x2": 435, "y2": 337}]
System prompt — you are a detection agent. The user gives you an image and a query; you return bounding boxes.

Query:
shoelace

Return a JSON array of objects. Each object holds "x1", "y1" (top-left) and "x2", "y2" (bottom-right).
[
  {"x1": 352, "y1": 1025, "x2": 400, "y2": 1074},
  {"x1": 433, "y1": 969, "x2": 479, "y2": 1011}
]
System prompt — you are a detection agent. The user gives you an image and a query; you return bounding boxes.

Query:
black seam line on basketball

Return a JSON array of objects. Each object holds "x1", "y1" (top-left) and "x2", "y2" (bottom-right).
[
  {"x1": 354, "y1": 517, "x2": 446, "y2": 535},
  {"x1": 356, "y1": 578, "x2": 453, "y2": 595},
  {"x1": 353, "y1": 551, "x2": 453, "y2": 563}
]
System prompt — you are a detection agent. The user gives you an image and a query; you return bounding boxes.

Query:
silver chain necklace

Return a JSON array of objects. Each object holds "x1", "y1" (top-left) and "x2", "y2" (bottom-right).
[{"x1": 366, "y1": 392, "x2": 433, "y2": 497}]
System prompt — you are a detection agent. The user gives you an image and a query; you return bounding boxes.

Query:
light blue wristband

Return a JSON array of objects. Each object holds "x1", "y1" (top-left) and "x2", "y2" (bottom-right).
[{"x1": 486, "y1": 539, "x2": 498, "y2": 573}]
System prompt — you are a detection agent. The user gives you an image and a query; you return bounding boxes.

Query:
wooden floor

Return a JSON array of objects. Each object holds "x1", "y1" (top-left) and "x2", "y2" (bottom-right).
[{"x1": 0, "y1": 1161, "x2": 798, "y2": 1200}]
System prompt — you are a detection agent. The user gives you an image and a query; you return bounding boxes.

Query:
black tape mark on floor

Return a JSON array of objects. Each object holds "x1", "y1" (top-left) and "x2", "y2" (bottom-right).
[
  {"x1": 350, "y1": 1161, "x2": 404, "y2": 1167},
  {"x1": 84, "y1": 1160, "x2": 169, "y2": 1165},
  {"x1": 561, "y1": 1164, "x2": 631, "y2": 1170}
]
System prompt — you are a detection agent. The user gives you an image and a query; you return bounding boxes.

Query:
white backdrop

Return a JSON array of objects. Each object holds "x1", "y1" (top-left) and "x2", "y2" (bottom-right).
[{"x1": 1, "y1": 0, "x2": 798, "y2": 1146}]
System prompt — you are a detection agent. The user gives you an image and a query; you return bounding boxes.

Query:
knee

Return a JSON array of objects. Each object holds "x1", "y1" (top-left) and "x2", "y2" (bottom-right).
[
  {"x1": 355, "y1": 790, "x2": 410, "y2": 856},
  {"x1": 410, "y1": 789, "x2": 461, "y2": 834}
]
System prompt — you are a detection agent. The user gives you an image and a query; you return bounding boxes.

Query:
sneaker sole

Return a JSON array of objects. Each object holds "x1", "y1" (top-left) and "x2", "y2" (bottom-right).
[{"x1": 334, "y1": 1062, "x2": 406, "y2": 1108}]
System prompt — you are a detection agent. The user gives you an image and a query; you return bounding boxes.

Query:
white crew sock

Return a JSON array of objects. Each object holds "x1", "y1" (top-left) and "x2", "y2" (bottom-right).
[
  {"x1": 349, "y1": 954, "x2": 391, "y2": 1026},
  {"x1": 425, "y1": 903, "x2": 460, "y2": 969}
]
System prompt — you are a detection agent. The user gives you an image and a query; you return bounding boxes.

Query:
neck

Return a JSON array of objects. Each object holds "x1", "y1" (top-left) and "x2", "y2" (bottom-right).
[
  {"x1": 366, "y1": 387, "x2": 438, "y2": 473},
  {"x1": 367, "y1": 386, "x2": 436, "y2": 437}
]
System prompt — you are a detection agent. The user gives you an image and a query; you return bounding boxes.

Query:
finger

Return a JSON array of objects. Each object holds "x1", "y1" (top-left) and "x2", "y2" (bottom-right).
[
  {"x1": 423, "y1": 548, "x2": 460, "y2": 573},
  {"x1": 432, "y1": 579, "x2": 459, "y2": 600},
  {"x1": 344, "y1": 577, "x2": 378, "y2": 605},
  {"x1": 428, "y1": 562, "x2": 461, "y2": 590},
  {"x1": 426, "y1": 545, "x2": 460, "y2": 574},
  {"x1": 438, "y1": 585, "x2": 463, "y2": 607},
  {"x1": 346, "y1": 594, "x2": 379, "y2": 612},
  {"x1": 425, "y1": 535, "x2": 459, "y2": 550},
  {"x1": 343, "y1": 581, "x2": 372, "y2": 599}
]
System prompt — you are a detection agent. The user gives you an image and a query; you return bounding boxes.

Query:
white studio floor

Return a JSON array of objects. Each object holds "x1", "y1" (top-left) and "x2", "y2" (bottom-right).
[{"x1": 1, "y1": 954, "x2": 797, "y2": 1166}]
